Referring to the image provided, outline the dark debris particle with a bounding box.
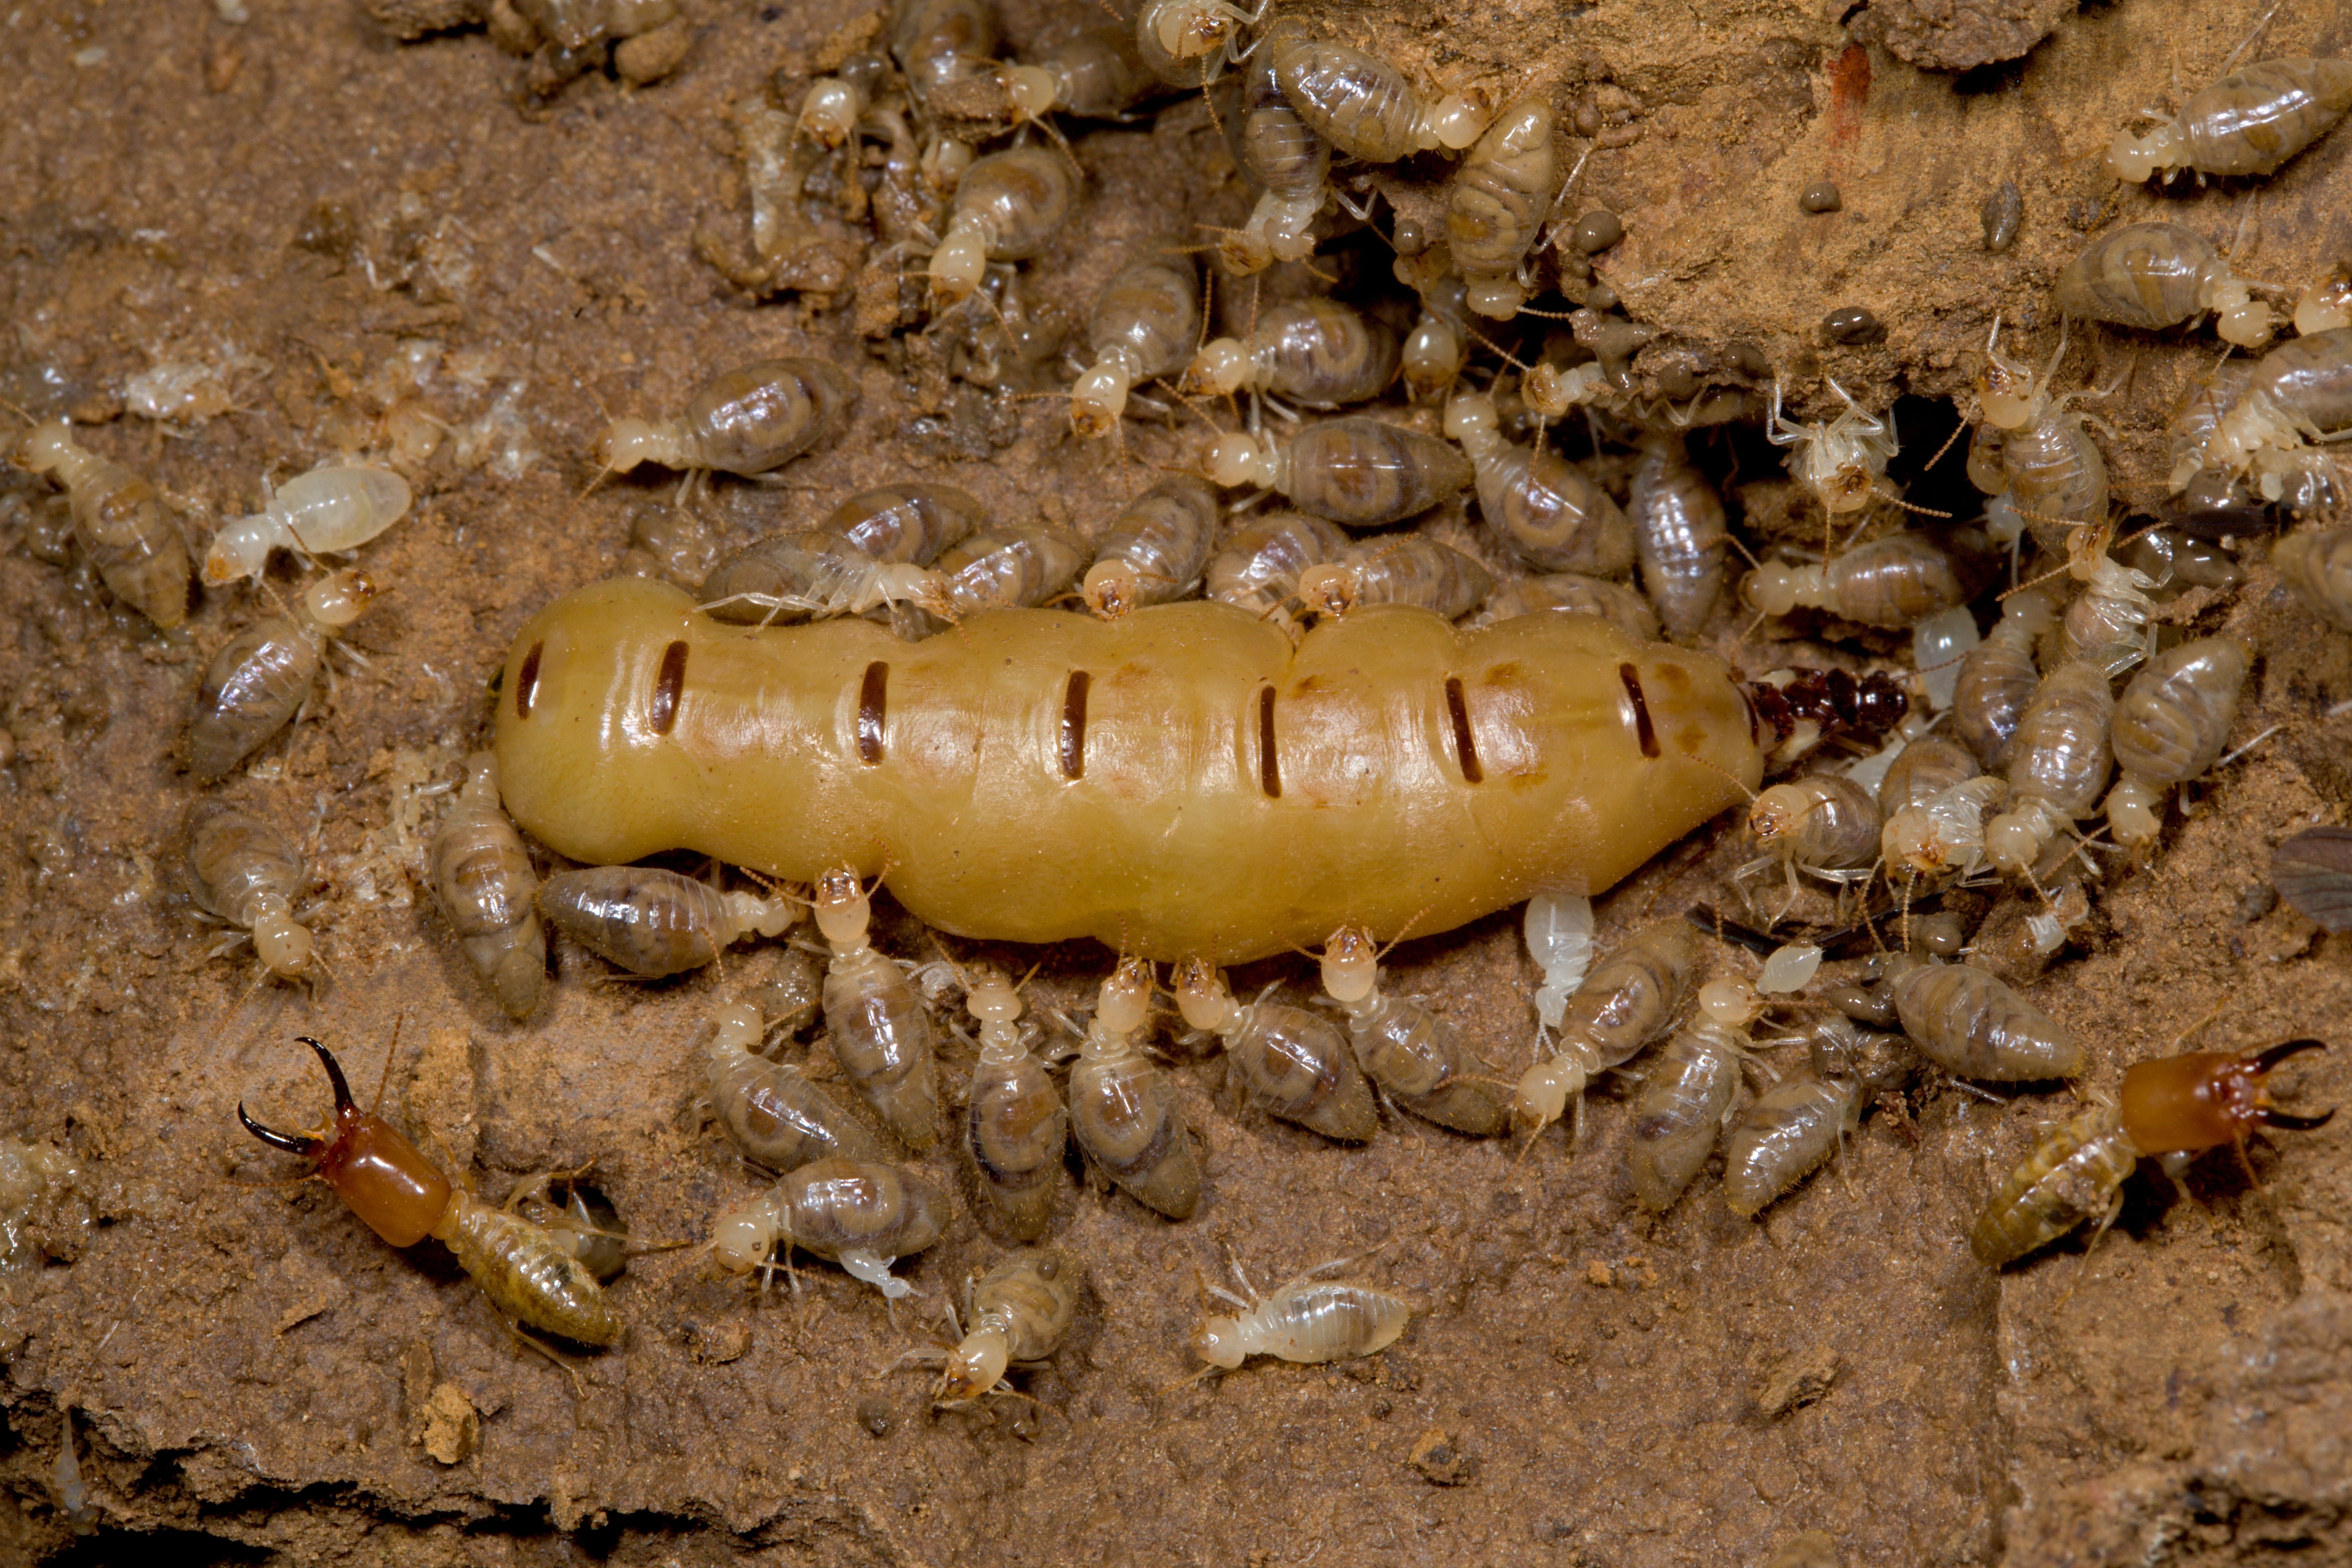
[1572,209,1623,253]
[1981,180,2022,252]
[856,1396,893,1437]
[1409,1427,1475,1485]
[1798,181,1842,213]
[1822,306,1884,345]
[1585,281,1619,312]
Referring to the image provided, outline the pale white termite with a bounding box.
[930,1248,1081,1403]
[710,1157,952,1298]
[1522,892,1596,1045]
[1469,571,1659,643]
[1188,1252,1411,1376]
[202,464,413,587]
[1767,377,1900,517]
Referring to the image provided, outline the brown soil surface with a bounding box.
[2,0,2349,1564]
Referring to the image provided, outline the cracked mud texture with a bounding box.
[1,0,2350,1563]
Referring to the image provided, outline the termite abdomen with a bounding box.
[538,866,795,978]
[428,752,548,1019]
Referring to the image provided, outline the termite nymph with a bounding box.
[1176,957,1376,1141]
[2104,637,2252,850]
[1984,655,2117,877]
[1188,1251,1411,1375]
[706,992,886,1172]
[1067,956,1202,1219]
[240,1035,621,1347]
[1743,532,1975,628]
[1628,431,1730,643]
[591,358,859,496]
[1972,1040,2334,1269]
[1513,919,1700,1145]
[2201,328,2352,500]
[2105,58,2352,183]
[1739,773,1882,918]
[1206,415,1474,528]
[1204,511,1348,619]
[1132,0,1264,88]
[537,866,800,979]
[2055,222,2273,349]
[710,1156,952,1298]
[12,419,192,629]
[428,751,548,1019]
[1216,32,1333,273]
[187,568,384,782]
[1627,976,1765,1213]
[183,801,319,986]
[1318,925,1507,1135]
[1721,1016,1913,1217]
[932,1249,1080,1403]
[1952,590,2054,769]
[202,463,413,587]
[1972,318,2110,551]
[1766,378,1900,517]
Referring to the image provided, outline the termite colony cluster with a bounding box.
[8,0,2352,1486]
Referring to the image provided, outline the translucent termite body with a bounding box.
[187,569,383,781]
[493,577,1766,961]
[1984,658,2116,875]
[812,865,942,1151]
[1470,572,1658,643]
[710,1156,952,1298]
[1513,919,1700,1142]
[998,23,1155,125]
[1973,321,2108,551]
[1182,300,1399,408]
[1176,959,1375,1141]
[202,464,414,587]
[2105,58,2352,182]
[1082,476,1220,618]
[1720,1056,1857,1218]
[1742,774,1882,905]
[2201,328,2352,499]
[927,147,1079,306]
[1317,926,1507,1135]
[2166,360,2257,491]
[1448,97,1556,319]
[183,800,318,984]
[1767,379,1898,516]
[1628,432,1729,642]
[1068,957,1201,1219]
[1070,248,1200,439]
[1401,276,1471,403]
[1972,1040,2334,1267]
[701,483,985,625]
[1445,391,1634,577]
[707,994,886,1171]
[12,420,191,628]
[1219,35,1332,273]
[1627,979,1757,1212]
[1269,34,1488,162]
[1877,735,1979,818]
[937,1249,1080,1402]
[1882,775,2009,882]
[1132,0,1261,88]
[1889,958,2081,1080]
[2296,268,2352,336]
[2055,223,2273,349]
[932,523,1089,617]
[892,0,998,102]
[1295,536,1494,621]
[1744,533,1972,627]
[957,962,1068,1240]
[1207,415,1474,528]
[537,866,798,978]
[1952,590,2055,769]
[2273,527,2352,631]
[428,751,547,1019]
[241,1037,621,1345]
[2104,637,2251,848]
[1191,1259,1411,1371]
[2055,549,2157,671]
[1522,891,1596,1043]
[1205,511,1348,619]
[593,358,859,487]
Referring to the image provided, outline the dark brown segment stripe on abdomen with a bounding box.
[1619,662,1660,758]
[650,640,689,735]
[1060,670,1090,781]
[857,661,888,765]
[1259,686,1281,799]
[1445,677,1483,784]
[515,640,544,720]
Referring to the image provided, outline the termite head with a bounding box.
[303,568,384,630]
[938,1328,1011,1402]
[1097,957,1155,1035]
[710,1191,785,1276]
[1882,804,1955,877]
[1742,560,1819,618]
[2104,117,2186,184]
[1441,390,1497,444]
[1001,63,1060,123]
[2293,269,2352,337]
[590,417,672,476]
[240,1036,451,1248]
[964,962,1024,1028]
[1746,783,1812,855]
[1068,358,1134,439]
[1081,560,1142,619]
[1150,0,1236,64]
[1204,431,1279,490]
[1191,1313,1248,1369]
[812,863,874,947]
[2120,1039,2335,1156]
[1819,462,1876,513]
[1511,1058,1584,1135]
[1173,956,1239,1033]
[797,77,867,148]
[1295,561,1359,618]
[928,225,991,308]
[1319,925,1378,1005]
[1975,317,2042,431]
[1696,976,1764,1030]
[919,135,973,197]
[12,420,76,478]
[1181,337,1249,398]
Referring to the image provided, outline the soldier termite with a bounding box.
[589,358,860,501]
[1066,956,1203,1219]
[808,864,943,1151]
[493,576,1766,960]
[1445,391,1635,578]
[1181,300,1400,410]
[536,865,800,978]
[1972,1040,2334,1270]
[1513,919,1701,1147]
[202,463,413,587]
[187,569,383,782]
[1186,1249,1411,1378]
[1132,0,1264,87]
[11,419,192,629]
[1217,32,1333,273]
[2105,57,2352,183]
[1887,956,2082,1080]
[2055,222,2274,349]
[1972,318,2111,552]
[1469,571,1659,643]
[1081,476,1219,617]
[706,987,886,1173]
[240,1035,622,1347]
[428,752,547,1020]
[710,1156,952,1299]
[1628,431,1730,643]
[927,146,1080,308]
[1765,378,1900,518]
[1983,657,2117,878]
[1316,925,1508,1135]
[1204,510,1348,619]
[184,800,321,986]
[2273,526,2352,630]
[2104,637,2252,849]
[1206,414,1475,528]
[1743,531,1977,628]
[1068,246,1200,439]
[1268,34,1489,162]
[942,956,1067,1241]
[1294,536,1494,621]
[1175,958,1376,1141]
[1952,590,2055,769]
[920,1248,1080,1403]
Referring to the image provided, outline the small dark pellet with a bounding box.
[1585,281,1619,312]
[1981,180,2022,253]
[855,1396,892,1437]
[1822,306,1884,345]
[1572,210,1623,254]
[1798,181,1841,214]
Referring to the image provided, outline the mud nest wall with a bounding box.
[2,0,2351,1564]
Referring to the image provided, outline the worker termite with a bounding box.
[201,463,413,587]
[1069,246,1200,439]
[1721,1017,1914,1218]
[1628,431,1730,642]
[1766,378,1900,517]
[1207,415,1474,529]
[793,866,944,1151]
[428,752,547,1020]
[2273,526,2352,630]
[1187,1250,1411,1377]
[1877,734,1979,819]
[2296,268,2352,336]
[1295,536,1494,621]
[945,957,1067,1240]
[1217,36,1332,273]
[701,482,985,626]
[590,358,860,498]
[1132,0,1264,87]
[892,0,998,102]
[1469,571,1658,643]
[1448,97,1557,320]
[2051,527,2160,671]
[710,1156,952,1298]
[1628,977,1767,1213]
[1445,391,1635,578]
[2105,57,2352,183]
[536,865,799,978]
[183,800,320,986]
[1269,34,1489,162]
[2201,327,2352,500]
[1738,773,1883,919]
[241,1036,621,1346]
[1881,775,2008,884]
[1081,476,1219,617]
[931,522,1090,618]
[922,1248,1080,1403]
[2054,222,2273,349]
[1400,276,1471,403]
[1204,510,1348,619]
[1972,1040,2334,1269]
[11,419,192,629]
[1176,958,1376,1141]
[1952,589,2055,769]
[927,146,1080,308]
[1513,919,1700,1145]
[2104,637,2252,849]
[1065,956,1202,1219]
[1972,319,2110,551]
[1316,925,1508,1135]
[1181,299,1400,410]
[1982,657,2116,877]
[1743,531,1976,628]
[706,992,887,1171]
[187,569,383,782]
[2166,359,2257,492]
[1522,891,1596,1045]
[1888,957,2081,1080]
[995,22,1156,126]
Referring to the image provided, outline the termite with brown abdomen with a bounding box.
[707,994,886,1171]
[537,866,799,978]
[1204,511,1348,619]
[1972,319,2110,552]
[493,576,1769,960]
[1269,34,1489,162]
[1984,656,2116,877]
[428,752,547,1020]
[931,522,1090,619]
[1513,919,1700,1145]
[1318,926,1507,1135]
[1743,533,1974,628]
[1176,958,1375,1141]
[12,420,191,629]
[1207,416,1474,528]
[2273,526,2352,631]
[184,801,320,986]
[927,147,1080,308]
[701,483,984,625]
[1889,957,2081,1080]
[591,359,859,498]
[2201,328,2352,501]
[2055,223,2273,349]
[710,1156,952,1298]
[1216,33,1332,273]
[1068,957,1202,1219]
[1766,378,1899,518]
[893,0,998,102]
[1181,300,1399,409]
[202,464,414,587]
[808,865,943,1151]
[1068,247,1199,440]
[1081,476,1219,618]
[1449,97,1556,320]
[1295,536,1493,621]
[2104,637,2251,850]
[241,1036,621,1346]
[1720,1017,1912,1217]
[1627,978,1763,1213]
[1953,590,2055,769]
[997,23,1155,126]
[951,959,1067,1240]
[1628,432,1729,643]
[1738,773,1882,918]
[187,569,383,782]
[1469,572,1658,643]
[927,1249,1080,1403]
[1401,276,1470,403]
[1972,1040,2334,1269]
[2105,58,2352,183]
[1188,1252,1410,1376]
[1446,391,1635,578]
[1876,735,1979,819]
